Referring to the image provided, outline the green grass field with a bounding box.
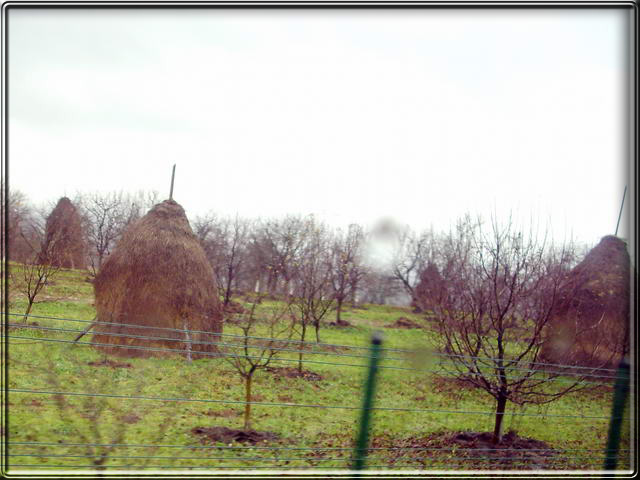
[2,263,630,472]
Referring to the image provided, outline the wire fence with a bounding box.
[2,311,633,473]
[4,312,624,382]
[6,311,622,370]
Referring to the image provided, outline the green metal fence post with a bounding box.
[603,357,630,471]
[353,331,383,471]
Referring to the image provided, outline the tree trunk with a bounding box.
[298,323,307,373]
[244,375,253,431]
[314,320,321,343]
[266,272,274,294]
[224,280,232,307]
[336,297,343,323]
[492,393,508,444]
[23,299,34,323]
[268,272,279,295]
[97,250,105,269]
[224,261,235,306]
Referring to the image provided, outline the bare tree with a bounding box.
[291,217,334,364]
[18,230,62,323]
[76,192,126,272]
[192,213,220,245]
[329,224,366,322]
[1,185,43,264]
[222,293,295,430]
[76,190,159,274]
[219,216,252,305]
[359,269,403,305]
[193,212,225,281]
[20,262,60,323]
[194,212,227,295]
[195,214,252,307]
[252,216,308,296]
[390,226,436,298]
[429,214,602,444]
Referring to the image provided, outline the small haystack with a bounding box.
[39,197,86,269]
[411,263,446,313]
[91,199,223,358]
[543,235,631,367]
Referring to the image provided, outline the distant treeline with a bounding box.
[2,187,591,311]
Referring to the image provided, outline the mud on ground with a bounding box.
[371,430,563,470]
[87,359,133,368]
[191,426,279,445]
[386,317,423,329]
[265,366,323,381]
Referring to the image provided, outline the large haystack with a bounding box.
[543,235,631,367]
[411,263,446,313]
[39,197,86,269]
[91,199,223,358]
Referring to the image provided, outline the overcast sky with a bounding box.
[7,7,632,250]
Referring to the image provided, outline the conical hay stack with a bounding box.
[39,197,87,269]
[411,263,446,313]
[91,199,223,358]
[543,235,631,367]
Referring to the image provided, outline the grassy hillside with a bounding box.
[2,262,629,472]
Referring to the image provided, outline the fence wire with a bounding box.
[11,441,629,453]
[8,388,614,420]
[4,311,620,372]
[4,312,624,383]
[5,332,621,388]
[2,310,632,473]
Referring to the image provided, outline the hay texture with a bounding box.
[39,197,87,269]
[91,199,223,358]
[543,235,631,367]
[411,263,446,313]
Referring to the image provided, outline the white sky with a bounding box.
[7,7,632,248]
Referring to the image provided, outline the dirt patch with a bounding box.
[371,431,559,470]
[192,426,279,445]
[266,366,323,381]
[329,319,352,327]
[444,430,553,450]
[203,409,238,418]
[387,317,423,329]
[120,413,141,424]
[87,359,133,368]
